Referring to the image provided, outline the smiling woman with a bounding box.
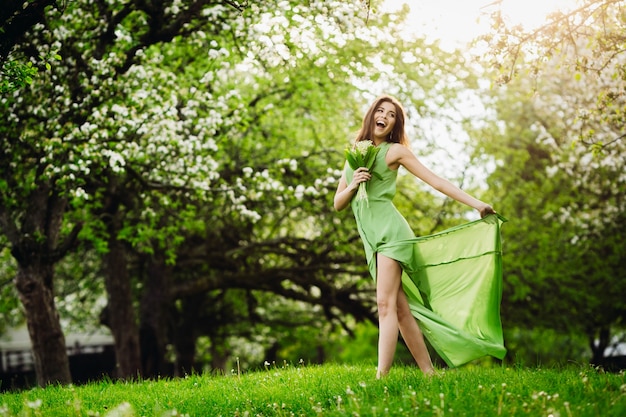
[382,0,579,50]
[334,94,502,378]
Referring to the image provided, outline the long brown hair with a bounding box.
[354,94,409,146]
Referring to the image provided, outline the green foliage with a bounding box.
[472,20,626,361]
[0,364,624,416]
[0,248,21,334]
[53,249,106,333]
[330,321,379,365]
[0,50,62,94]
[504,328,590,368]
[0,60,37,94]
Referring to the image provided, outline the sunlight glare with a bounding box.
[497,0,579,29]
[382,0,580,49]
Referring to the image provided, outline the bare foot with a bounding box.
[425,369,443,377]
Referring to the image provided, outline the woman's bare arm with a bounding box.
[387,144,495,216]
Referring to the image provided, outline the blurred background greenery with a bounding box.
[1,0,623,389]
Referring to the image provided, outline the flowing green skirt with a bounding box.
[374,214,508,367]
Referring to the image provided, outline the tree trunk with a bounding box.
[589,326,610,365]
[103,232,142,379]
[5,183,73,387]
[174,322,198,377]
[139,254,170,378]
[210,342,228,374]
[14,263,71,386]
[172,296,201,377]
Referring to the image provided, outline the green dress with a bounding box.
[345,141,507,367]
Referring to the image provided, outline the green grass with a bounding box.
[0,363,624,416]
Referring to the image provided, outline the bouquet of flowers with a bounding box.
[345,140,382,205]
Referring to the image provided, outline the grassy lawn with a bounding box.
[0,363,624,416]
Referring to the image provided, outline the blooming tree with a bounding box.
[1,0,481,383]
[478,0,625,153]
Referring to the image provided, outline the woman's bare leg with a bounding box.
[375,254,403,378]
[397,289,435,374]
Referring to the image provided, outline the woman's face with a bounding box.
[372,101,396,140]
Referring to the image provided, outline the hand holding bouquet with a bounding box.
[345,140,382,205]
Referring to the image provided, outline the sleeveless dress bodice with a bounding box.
[346,142,419,277]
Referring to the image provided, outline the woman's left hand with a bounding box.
[479,204,496,218]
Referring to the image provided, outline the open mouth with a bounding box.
[376,120,386,128]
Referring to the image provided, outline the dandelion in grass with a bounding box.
[26,399,42,410]
[344,140,382,206]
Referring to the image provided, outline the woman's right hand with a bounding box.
[334,167,371,211]
[350,167,371,191]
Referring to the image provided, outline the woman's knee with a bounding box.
[376,296,396,318]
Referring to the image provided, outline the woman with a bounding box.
[334,94,499,378]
